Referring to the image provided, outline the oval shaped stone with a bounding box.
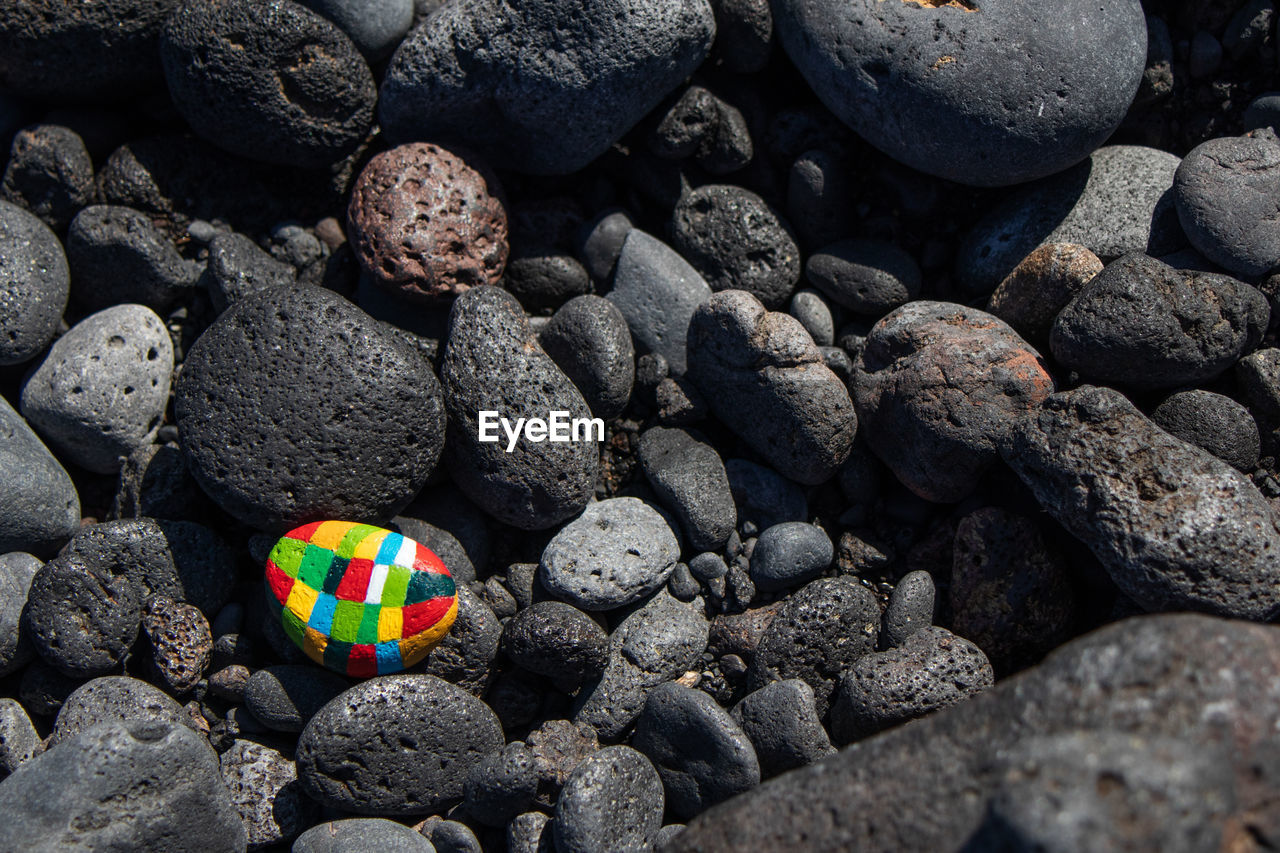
[0,199,69,366]
[265,521,457,677]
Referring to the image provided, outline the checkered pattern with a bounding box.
[264,520,458,677]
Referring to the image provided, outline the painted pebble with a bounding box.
[264,521,457,677]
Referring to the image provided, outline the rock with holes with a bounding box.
[440,286,598,530]
[1003,385,1280,620]
[347,142,508,304]
[0,398,79,557]
[855,301,1054,503]
[295,819,433,853]
[0,719,247,853]
[20,303,172,474]
[553,746,665,853]
[160,0,375,168]
[220,739,318,849]
[0,553,39,677]
[296,673,504,815]
[1049,253,1268,391]
[0,199,69,366]
[175,285,445,532]
[540,497,681,611]
[772,0,1146,187]
[50,676,194,747]
[379,0,715,174]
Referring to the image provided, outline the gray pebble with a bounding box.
[712,0,772,71]
[724,458,808,529]
[0,199,68,365]
[667,563,700,602]
[67,204,201,312]
[21,303,172,474]
[0,699,40,779]
[956,146,1185,294]
[575,591,709,740]
[297,674,504,815]
[202,231,296,314]
[422,819,482,853]
[540,498,680,611]
[220,739,317,849]
[1050,253,1268,391]
[1237,347,1280,421]
[1,124,93,231]
[539,294,636,419]
[244,665,350,733]
[671,185,800,309]
[748,522,833,593]
[985,242,1104,348]
[1003,385,1280,619]
[553,745,664,853]
[500,600,608,683]
[380,0,714,174]
[0,720,248,853]
[51,675,193,747]
[607,229,712,376]
[462,741,540,827]
[0,552,39,675]
[632,682,760,819]
[687,291,856,485]
[747,577,879,716]
[786,149,850,251]
[421,583,501,696]
[805,239,921,317]
[731,679,833,778]
[298,0,413,59]
[1175,131,1280,277]
[578,209,634,284]
[788,288,834,346]
[507,811,553,853]
[442,286,597,530]
[294,819,434,853]
[689,552,729,582]
[881,570,935,648]
[1152,389,1261,472]
[639,426,736,551]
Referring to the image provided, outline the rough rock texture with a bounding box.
[296,674,504,815]
[539,295,635,419]
[441,286,598,529]
[687,290,856,485]
[380,0,716,174]
[347,142,507,303]
[1151,389,1261,472]
[500,600,609,683]
[553,745,664,853]
[772,0,1146,186]
[50,676,193,746]
[1003,386,1280,620]
[176,285,445,532]
[0,200,68,366]
[731,680,833,778]
[1,124,93,231]
[160,0,375,167]
[668,614,1280,852]
[0,720,247,853]
[220,739,317,849]
[638,427,735,551]
[294,818,432,853]
[1050,253,1268,391]
[202,231,297,314]
[855,301,1053,503]
[244,665,350,733]
[0,396,79,556]
[985,243,1103,347]
[67,204,202,313]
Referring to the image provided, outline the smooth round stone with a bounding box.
[294,818,434,853]
[298,0,414,60]
[0,199,69,366]
[348,142,508,304]
[175,285,446,532]
[1175,131,1280,277]
[956,146,1185,294]
[553,745,665,853]
[160,0,375,168]
[20,303,172,474]
[985,243,1103,348]
[773,0,1146,186]
[631,682,761,819]
[379,0,715,175]
[805,239,921,317]
[244,664,350,732]
[50,675,192,747]
[265,521,458,677]
[881,569,936,647]
[296,673,504,815]
[0,553,39,676]
[789,289,834,346]
[731,679,834,778]
[500,600,608,683]
[540,497,681,611]
[1152,390,1261,473]
[539,295,636,420]
[748,522,834,593]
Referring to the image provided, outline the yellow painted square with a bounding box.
[398,598,458,666]
[353,530,389,561]
[303,626,329,664]
[310,520,353,551]
[377,606,403,643]
[285,583,319,621]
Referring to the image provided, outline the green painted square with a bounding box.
[330,599,365,643]
[381,565,412,607]
[298,545,334,590]
[270,537,308,578]
[336,524,379,560]
[355,604,382,645]
[281,608,306,647]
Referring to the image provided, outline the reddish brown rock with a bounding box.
[986,243,1102,347]
[142,595,212,694]
[854,301,1054,503]
[347,142,508,303]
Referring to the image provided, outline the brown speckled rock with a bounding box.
[986,243,1103,348]
[348,142,507,303]
[142,596,212,694]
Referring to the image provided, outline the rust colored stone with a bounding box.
[348,142,508,303]
[987,242,1103,346]
[142,595,212,694]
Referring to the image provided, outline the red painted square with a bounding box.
[347,644,378,678]
[265,561,294,606]
[402,597,453,636]
[335,558,375,601]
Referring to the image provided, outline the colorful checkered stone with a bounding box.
[264,521,458,677]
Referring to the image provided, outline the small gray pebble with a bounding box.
[689,552,729,581]
[667,563,700,602]
[788,288,834,346]
[1,124,93,231]
[748,522,833,593]
[539,294,636,419]
[203,231,296,314]
[0,698,40,778]
[731,679,834,778]
[67,205,201,312]
[578,209,634,283]
[1152,389,1261,472]
[500,600,608,684]
[244,665,350,733]
[507,811,553,853]
[881,570,936,647]
[806,239,920,317]
[297,0,413,60]
[639,426,736,551]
